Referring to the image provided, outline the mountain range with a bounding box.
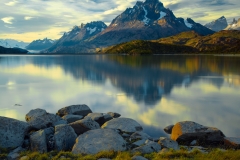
[26,38,56,51]
[0,39,29,49]
[204,16,228,32]
[225,18,240,30]
[45,0,214,53]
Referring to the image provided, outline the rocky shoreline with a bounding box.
[0,104,239,160]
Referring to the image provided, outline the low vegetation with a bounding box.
[102,30,240,54]
[14,149,240,160]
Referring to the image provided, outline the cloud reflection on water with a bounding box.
[0,55,240,137]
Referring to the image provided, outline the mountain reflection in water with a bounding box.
[0,55,240,138]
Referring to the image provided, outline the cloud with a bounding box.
[1,17,14,24]
[24,16,34,20]
[0,0,240,41]
[5,0,18,6]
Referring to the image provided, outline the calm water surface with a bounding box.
[0,55,240,138]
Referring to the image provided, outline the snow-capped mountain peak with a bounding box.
[204,16,228,31]
[0,39,29,49]
[225,18,240,30]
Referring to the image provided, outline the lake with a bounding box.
[0,54,240,138]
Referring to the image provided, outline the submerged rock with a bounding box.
[54,124,77,151]
[102,118,143,133]
[72,129,126,154]
[171,121,225,146]
[57,104,92,117]
[0,116,29,149]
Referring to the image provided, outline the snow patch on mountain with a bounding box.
[184,19,193,28]
[142,7,150,25]
[87,27,97,35]
[0,39,29,49]
[158,11,166,20]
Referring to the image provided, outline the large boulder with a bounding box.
[25,108,47,122]
[27,111,66,130]
[101,118,143,133]
[62,115,83,123]
[171,121,225,145]
[72,129,126,154]
[54,124,77,151]
[69,117,100,135]
[30,130,47,153]
[57,104,92,117]
[158,137,179,150]
[0,116,29,149]
[85,113,112,126]
[132,141,161,154]
[224,137,240,149]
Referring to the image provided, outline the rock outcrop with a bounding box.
[171,121,225,146]
[85,113,113,126]
[30,130,47,153]
[72,129,127,154]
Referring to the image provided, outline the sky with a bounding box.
[0,0,239,42]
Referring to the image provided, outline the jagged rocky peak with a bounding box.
[204,16,228,32]
[110,0,174,27]
[225,18,240,30]
[64,21,107,36]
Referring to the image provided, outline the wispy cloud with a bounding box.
[24,16,34,20]
[0,0,240,42]
[1,17,14,24]
[5,0,18,6]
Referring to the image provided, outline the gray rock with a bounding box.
[102,118,143,133]
[69,117,100,135]
[171,121,225,145]
[132,155,148,160]
[85,113,113,126]
[190,140,197,146]
[30,130,47,153]
[98,159,111,160]
[54,124,77,151]
[130,131,151,141]
[224,137,240,149]
[62,115,83,123]
[132,141,161,154]
[7,147,25,160]
[57,104,92,117]
[107,112,121,118]
[27,113,66,130]
[132,139,146,147]
[164,125,174,134]
[72,129,126,155]
[122,133,130,138]
[25,108,47,122]
[158,137,179,150]
[43,127,54,150]
[0,116,29,149]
